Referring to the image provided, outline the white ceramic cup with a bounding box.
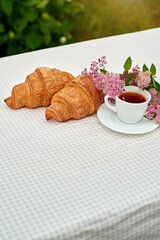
[105,86,151,124]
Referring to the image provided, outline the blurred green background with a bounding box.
[0,0,160,57]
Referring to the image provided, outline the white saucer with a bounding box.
[97,103,159,134]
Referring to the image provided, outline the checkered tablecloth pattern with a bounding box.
[0,28,160,240]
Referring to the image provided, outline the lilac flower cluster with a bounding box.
[102,73,125,98]
[81,61,99,78]
[121,67,151,89]
[146,88,160,124]
[135,71,151,89]
[132,65,140,73]
[93,72,125,98]
[82,56,125,98]
[98,56,107,68]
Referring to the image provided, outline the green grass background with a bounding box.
[74,0,160,41]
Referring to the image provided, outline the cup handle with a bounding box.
[105,95,116,112]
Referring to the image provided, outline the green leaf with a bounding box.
[19,7,38,22]
[156,89,160,96]
[0,34,7,46]
[151,76,160,90]
[29,12,38,22]
[25,32,42,50]
[36,0,49,8]
[55,0,65,6]
[7,42,18,56]
[21,0,35,7]
[155,81,160,90]
[150,74,154,85]
[150,64,156,76]
[43,34,51,45]
[61,20,73,34]
[13,18,28,32]
[100,69,107,74]
[124,57,132,71]
[1,0,13,16]
[0,23,5,33]
[124,72,135,86]
[152,76,156,87]
[72,2,85,14]
[142,64,149,72]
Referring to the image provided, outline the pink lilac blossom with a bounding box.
[89,61,99,77]
[132,65,140,73]
[81,68,89,76]
[155,112,160,124]
[149,88,160,106]
[129,78,137,86]
[135,70,151,88]
[102,72,125,98]
[93,72,125,98]
[157,105,160,111]
[120,70,138,86]
[129,65,140,85]
[146,103,160,124]
[146,105,156,119]
[92,72,106,90]
[81,61,100,78]
[155,105,160,124]
[98,56,107,68]
[108,97,115,105]
[146,112,154,119]
[120,71,130,81]
[82,57,108,78]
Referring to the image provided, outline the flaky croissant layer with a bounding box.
[45,75,104,122]
[4,67,74,109]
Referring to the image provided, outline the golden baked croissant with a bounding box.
[45,74,104,122]
[4,67,74,109]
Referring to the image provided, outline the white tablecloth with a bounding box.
[0,28,160,240]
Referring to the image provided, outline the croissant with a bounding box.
[45,74,104,122]
[4,67,74,109]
